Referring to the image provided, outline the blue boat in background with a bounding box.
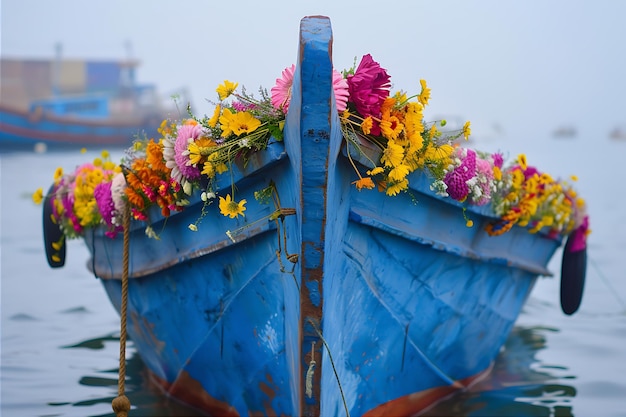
[40,16,588,417]
[0,51,180,150]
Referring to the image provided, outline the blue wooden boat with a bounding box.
[39,16,588,416]
[0,55,175,149]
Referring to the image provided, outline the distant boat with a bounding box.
[552,126,577,138]
[609,126,626,141]
[0,51,181,149]
[38,16,589,416]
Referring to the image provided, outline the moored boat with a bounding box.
[36,16,589,416]
[0,51,180,150]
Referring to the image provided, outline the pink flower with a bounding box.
[333,70,349,112]
[346,54,391,135]
[110,172,127,216]
[271,64,295,112]
[444,149,477,201]
[472,157,494,206]
[174,123,203,180]
[271,64,349,113]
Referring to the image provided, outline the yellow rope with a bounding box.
[112,204,131,416]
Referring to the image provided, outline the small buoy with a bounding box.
[34,142,48,153]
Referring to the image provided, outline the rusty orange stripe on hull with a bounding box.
[363,364,493,417]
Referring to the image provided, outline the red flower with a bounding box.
[347,54,391,135]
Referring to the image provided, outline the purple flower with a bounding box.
[347,54,391,135]
[492,152,503,168]
[232,101,257,112]
[94,181,115,226]
[444,149,477,201]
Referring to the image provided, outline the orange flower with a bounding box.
[352,177,375,190]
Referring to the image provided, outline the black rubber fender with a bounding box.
[560,235,587,315]
[42,184,66,268]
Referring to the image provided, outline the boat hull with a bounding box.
[80,16,562,417]
[0,104,161,148]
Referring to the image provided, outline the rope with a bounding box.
[112,204,132,416]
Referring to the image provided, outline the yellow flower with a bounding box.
[208,104,221,128]
[404,102,424,140]
[385,179,409,196]
[219,194,247,218]
[367,167,384,176]
[188,137,216,166]
[208,152,229,174]
[230,111,262,136]
[101,150,110,159]
[380,97,396,118]
[388,164,410,182]
[361,116,373,135]
[202,161,215,177]
[352,177,375,190]
[380,139,404,168]
[32,187,44,205]
[462,121,471,140]
[511,169,525,189]
[380,116,404,141]
[53,167,64,183]
[216,80,238,100]
[219,108,235,137]
[493,166,502,181]
[418,79,431,106]
[425,143,454,163]
[517,154,527,171]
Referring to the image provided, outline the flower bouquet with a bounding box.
[33,54,589,252]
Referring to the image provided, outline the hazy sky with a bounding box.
[2,0,625,144]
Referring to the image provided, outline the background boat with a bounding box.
[0,47,184,150]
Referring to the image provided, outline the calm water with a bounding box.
[1,134,625,417]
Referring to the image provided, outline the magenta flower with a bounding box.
[444,149,477,201]
[94,181,115,226]
[569,215,589,252]
[347,54,391,134]
[492,152,504,168]
[523,165,539,179]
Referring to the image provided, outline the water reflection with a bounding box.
[53,326,576,417]
[51,333,205,417]
[424,326,576,417]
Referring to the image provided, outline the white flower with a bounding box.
[183,181,193,195]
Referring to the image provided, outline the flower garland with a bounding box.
[33,54,590,248]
